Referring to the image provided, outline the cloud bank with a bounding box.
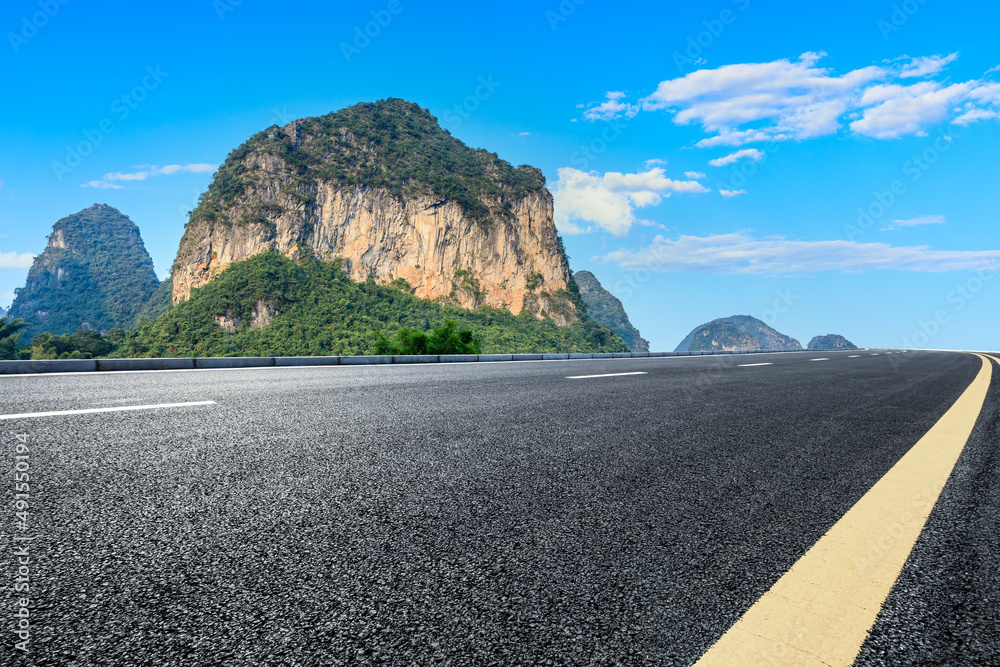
[582,52,998,146]
[600,232,1000,275]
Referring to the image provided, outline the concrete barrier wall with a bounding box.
[195,357,276,369]
[275,356,340,367]
[392,355,439,364]
[341,356,393,365]
[97,358,195,372]
[478,354,513,362]
[0,348,806,375]
[1,359,98,374]
[439,355,479,363]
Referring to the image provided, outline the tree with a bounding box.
[375,320,482,355]
[0,317,32,360]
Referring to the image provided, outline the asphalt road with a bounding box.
[1,350,997,666]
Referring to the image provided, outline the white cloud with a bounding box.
[897,53,959,78]
[684,171,706,179]
[988,65,1000,75]
[552,167,709,236]
[967,81,1000,107]
[586,52,1000,145]
[695,128,791,148]
[599,232,1000,275]
[644,158,668,168]
[954,108,1000,125]
[1,290,15,306]
[82,180,124,189]
[583,92,639,122]
[0,251,35,270]
[638,52,883,139]
[850,81,971,138]
[519,132,530,136]
[709,148,764,167]
[82,163,217,189]
[719,189,746,198]
[882,215,945,230]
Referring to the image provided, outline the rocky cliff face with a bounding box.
[9,204,161,337]
[172,99,579,324]
[687,321,760,352]
[808,334,857,350]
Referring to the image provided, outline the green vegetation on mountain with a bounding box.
[808,334,857,350]
[135,278,174,323]
[114,252,627,358]
[188,98,545,233]
[573,270,649,352]
[8,204,161,338]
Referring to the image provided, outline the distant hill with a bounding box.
[808,334,857,350]
[8,204,162,337]
[573,271,649,352]
[676,315,803,352]
[0,305,6,319]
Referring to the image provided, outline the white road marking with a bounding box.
[810,358,830,362]
[566,372,648,380]
[870,353,880,356]
[0,401,217,421]
[848,355,861,358]
[738,363,773,367]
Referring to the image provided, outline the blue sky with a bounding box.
[1,0,998,351]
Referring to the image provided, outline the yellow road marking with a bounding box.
[695,353,992,667]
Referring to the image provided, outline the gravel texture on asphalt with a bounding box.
[856,354,1000,666]
[0,350,993,665]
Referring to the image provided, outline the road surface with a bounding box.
[2,350,997,665]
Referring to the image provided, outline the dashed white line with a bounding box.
[566,372,648,380]
[870,353,880,356]
[0,401,217,421]
[848,355,861,358]
[738,363,773,367]
[810,358,830,362]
